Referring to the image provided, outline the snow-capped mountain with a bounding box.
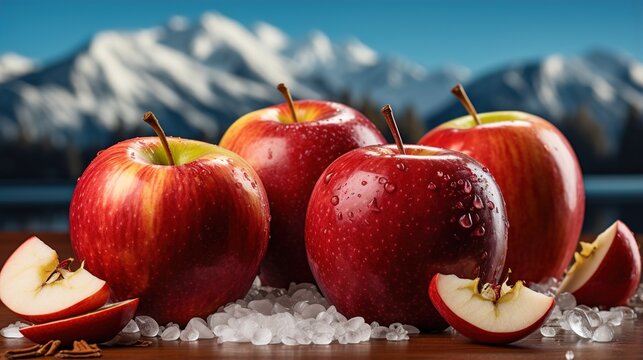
[0,53,36,83]
[426,50,643,156]
[0,12,467,152]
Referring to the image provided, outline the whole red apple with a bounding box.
[419,85,584,283]
[220,84,385,288]
[70,113,270,325]
[305,105,507,329]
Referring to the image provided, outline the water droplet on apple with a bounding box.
[348,211,354,219]
[369,198,381,212]
[487,201,495,210]
[361,180,368,186]
[463,180,472,194]
[481,251,488,260]
[473,195,484,209]
[378,177,388,184]
[437,171,443,177]
[97,150,104,156]
[395,162,407,172]
[337,212,343,220]
[482,167,489,173]
[459,213,473,228]
[267,149,273,160]
[450,181,456,188]
[455,201,464,209]
[384,183,396,193]
[443,174,450,181]
[471,225,486,237]
[457,179,464,186]
[331,196,339,206]
[324,173,335,184]
[428,182,437,191]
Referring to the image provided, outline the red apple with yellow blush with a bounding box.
[70,112,270,325]
[419,84,584,283]
[220,84,385,288]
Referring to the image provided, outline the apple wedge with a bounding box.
[557,220,641,307]
[0,236,110,324]
[20,299,138,346]
[429,273,554,344]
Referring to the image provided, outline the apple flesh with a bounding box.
[20,299,139,346]
[557,220,641,307]
[420,111,584,283]
[220,100,385,287]
[305,144,507,329]
[429,273,554,344]
[70,137,270,325]
[0,236,109,324]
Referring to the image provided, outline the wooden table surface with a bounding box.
[0,232,641,359]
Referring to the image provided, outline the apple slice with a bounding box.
[0,236,110,324]
[20,299,139,346]
[557,220,641,307]
[429,273,554,344]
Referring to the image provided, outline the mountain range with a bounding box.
[0,12,642,180]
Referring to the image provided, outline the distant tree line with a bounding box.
[0,93,642,181]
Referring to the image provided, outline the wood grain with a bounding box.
[0,232,641,359]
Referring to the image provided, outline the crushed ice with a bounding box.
[0,321,29,338]
[531,278,643,344]
[100,279,416,345]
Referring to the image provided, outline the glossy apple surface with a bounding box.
[20,299,139,346]
[420,111,584,282]
[558,220,641,307]
[0,236,109,324]
[220,100,385,287]
[70,137,270,325]
[429,273,554,344]
[305,144,507,329]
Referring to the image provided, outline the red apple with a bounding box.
[69,112,270,325]
[557,220,641,307]
[0,236,109,324]
[429,273,554,344]
[305,105,507,329]
[20,299,139,346]
[419,84,584,283]
[220,84,385,287]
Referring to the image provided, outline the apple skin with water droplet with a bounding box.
[420,111,585,283]
[220,100,385,288]
[305,144,508,329]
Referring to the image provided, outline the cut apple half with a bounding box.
[0,236,110,324]
[558,220,641,307]
[429,273,554,344]
[20,298,139,346]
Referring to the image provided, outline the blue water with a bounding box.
[1,175,642,232]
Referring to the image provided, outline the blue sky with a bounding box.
[0,0,641,73]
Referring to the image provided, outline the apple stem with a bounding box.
[380,104,406,155]
[277,83,299,123]
[451,84,481,126]
[143,112,176,166]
